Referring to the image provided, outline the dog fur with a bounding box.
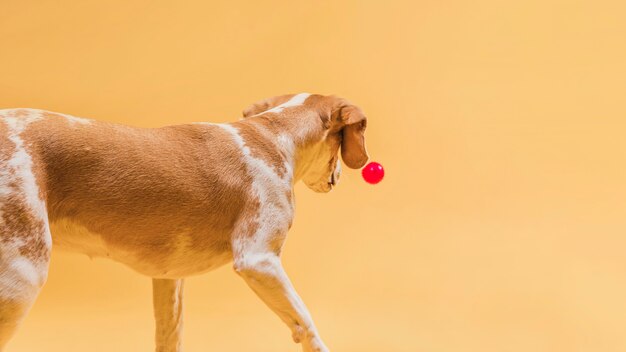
[0,93,368,351]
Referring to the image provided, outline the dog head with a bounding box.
[242,93,369,193]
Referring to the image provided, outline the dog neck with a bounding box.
[234,109,327,185]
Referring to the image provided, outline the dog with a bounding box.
[0,93,369,352]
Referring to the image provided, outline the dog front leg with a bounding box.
[233,252,329,352]
[152,278,184,352]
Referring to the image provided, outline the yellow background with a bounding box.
[2,1,626,351]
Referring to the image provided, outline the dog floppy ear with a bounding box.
[242,94,295,117]
[337,105,369,169]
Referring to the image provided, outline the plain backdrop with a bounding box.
[2,1,626,351]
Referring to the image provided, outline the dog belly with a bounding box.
[50,218,233,278]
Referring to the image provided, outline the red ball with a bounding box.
[362,161,385,184]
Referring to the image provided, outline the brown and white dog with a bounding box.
[0,93,368,352]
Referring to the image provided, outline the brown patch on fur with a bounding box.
[2,198,49,262]
[22,119,255,274]
[0,118,16,244]
[0,295,35,347]
[8,109,32,118]
[0,117,15,169]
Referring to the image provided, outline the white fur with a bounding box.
[218,124,293,256]
[277,133,296,159]
[0,255,43,300]
[265,93,311,114]
[9,258,41,287]
[60,113,91,125]
[0,110,50,300]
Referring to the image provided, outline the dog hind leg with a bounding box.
[0,109,52,350]
[0,226,51,350]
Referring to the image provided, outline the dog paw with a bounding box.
[292,325,306,343]
[302,336,329,352]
